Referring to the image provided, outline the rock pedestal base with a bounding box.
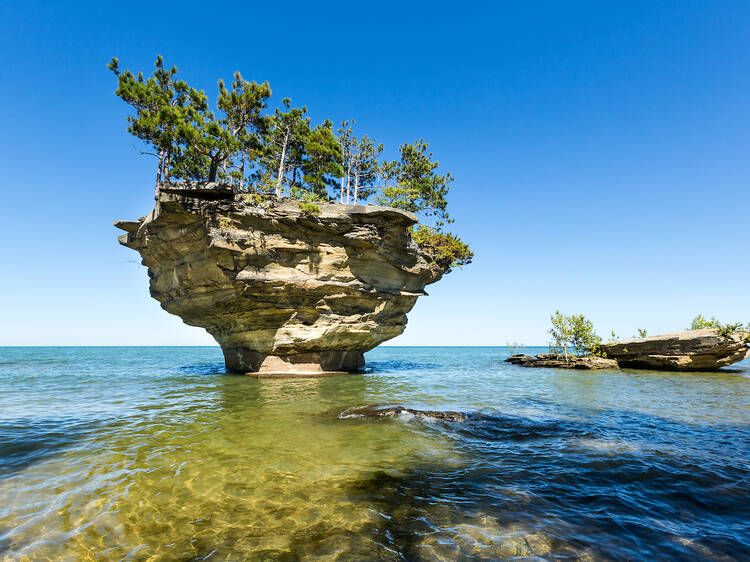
[222,348,365,377]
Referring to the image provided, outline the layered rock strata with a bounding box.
[598,329,750,371]
[506,330,749,372]
[506,354,618,370]
[115,182,444,375]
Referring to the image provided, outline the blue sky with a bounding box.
[1,1,748,346]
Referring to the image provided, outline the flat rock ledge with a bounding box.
[599,329,750,371]
[116,182,445,376]
[506,354,618,370]
[507,329,750,372]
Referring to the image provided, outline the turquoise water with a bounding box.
[1,346,749,560]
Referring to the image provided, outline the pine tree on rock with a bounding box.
[109,55,473,272]
[350,135,383,204]
[172,88,237,183]
[261,98,310,197]
[217,72,271,190]
[107,56,189,191]
[302,120,343,200]
[336,120,356,203]
[376,139,453,228]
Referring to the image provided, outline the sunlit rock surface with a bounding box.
[116,182,444,374]
[598,329,750,371]
[506,331,749,372]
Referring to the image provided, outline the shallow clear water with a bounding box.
[0,346,748,560]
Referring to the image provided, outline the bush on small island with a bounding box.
[688,314,722,331]
[688,314,748,338]
[548,311,602,361]
[108,55,472,273]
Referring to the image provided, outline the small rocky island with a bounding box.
[116,183,448,375]
[507,329,750,371]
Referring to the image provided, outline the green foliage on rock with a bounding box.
[717,322,746,337]
[689,314,722,330]
[302,120,343,199]
[411,225,473,273]
[548,311,602,360]
[335,120,383,205]
[217,72,271,190]
[297,202,321,215]
[242,193,273,207]
[109,55,473,273]
[689,315,747,338]
[107,56,192,188]
[375,139,453,228]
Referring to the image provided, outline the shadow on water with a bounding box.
[177,362,227,376]
[0,417,96,479]
[366,360,441,372]
[330,407,750,560]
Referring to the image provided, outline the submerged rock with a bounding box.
[340,405,469,421]
[505,354,618,370]
[598,329,750,371]
[116,182,445,375]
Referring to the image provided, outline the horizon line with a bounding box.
[0,344,547,348]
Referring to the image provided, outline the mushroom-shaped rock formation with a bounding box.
[115,182,445,375]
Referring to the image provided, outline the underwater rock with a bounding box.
[340,405,469,422]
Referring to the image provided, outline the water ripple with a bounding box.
[0,346,748,559]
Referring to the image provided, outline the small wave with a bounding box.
[0,417,99,478]
[364,360,441,372]
[177,363,227,376]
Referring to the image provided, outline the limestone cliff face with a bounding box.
[115,182,444,374]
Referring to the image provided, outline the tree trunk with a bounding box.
[209,158,218,182]
[276,132,289,198]
[162,149,171,182]
[345,163,351,204]
[239,150,246,190]
[340,176,345,203]
[156,150,164,185]
[353,171,360,204]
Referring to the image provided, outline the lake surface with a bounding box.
[0,346,749,560]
